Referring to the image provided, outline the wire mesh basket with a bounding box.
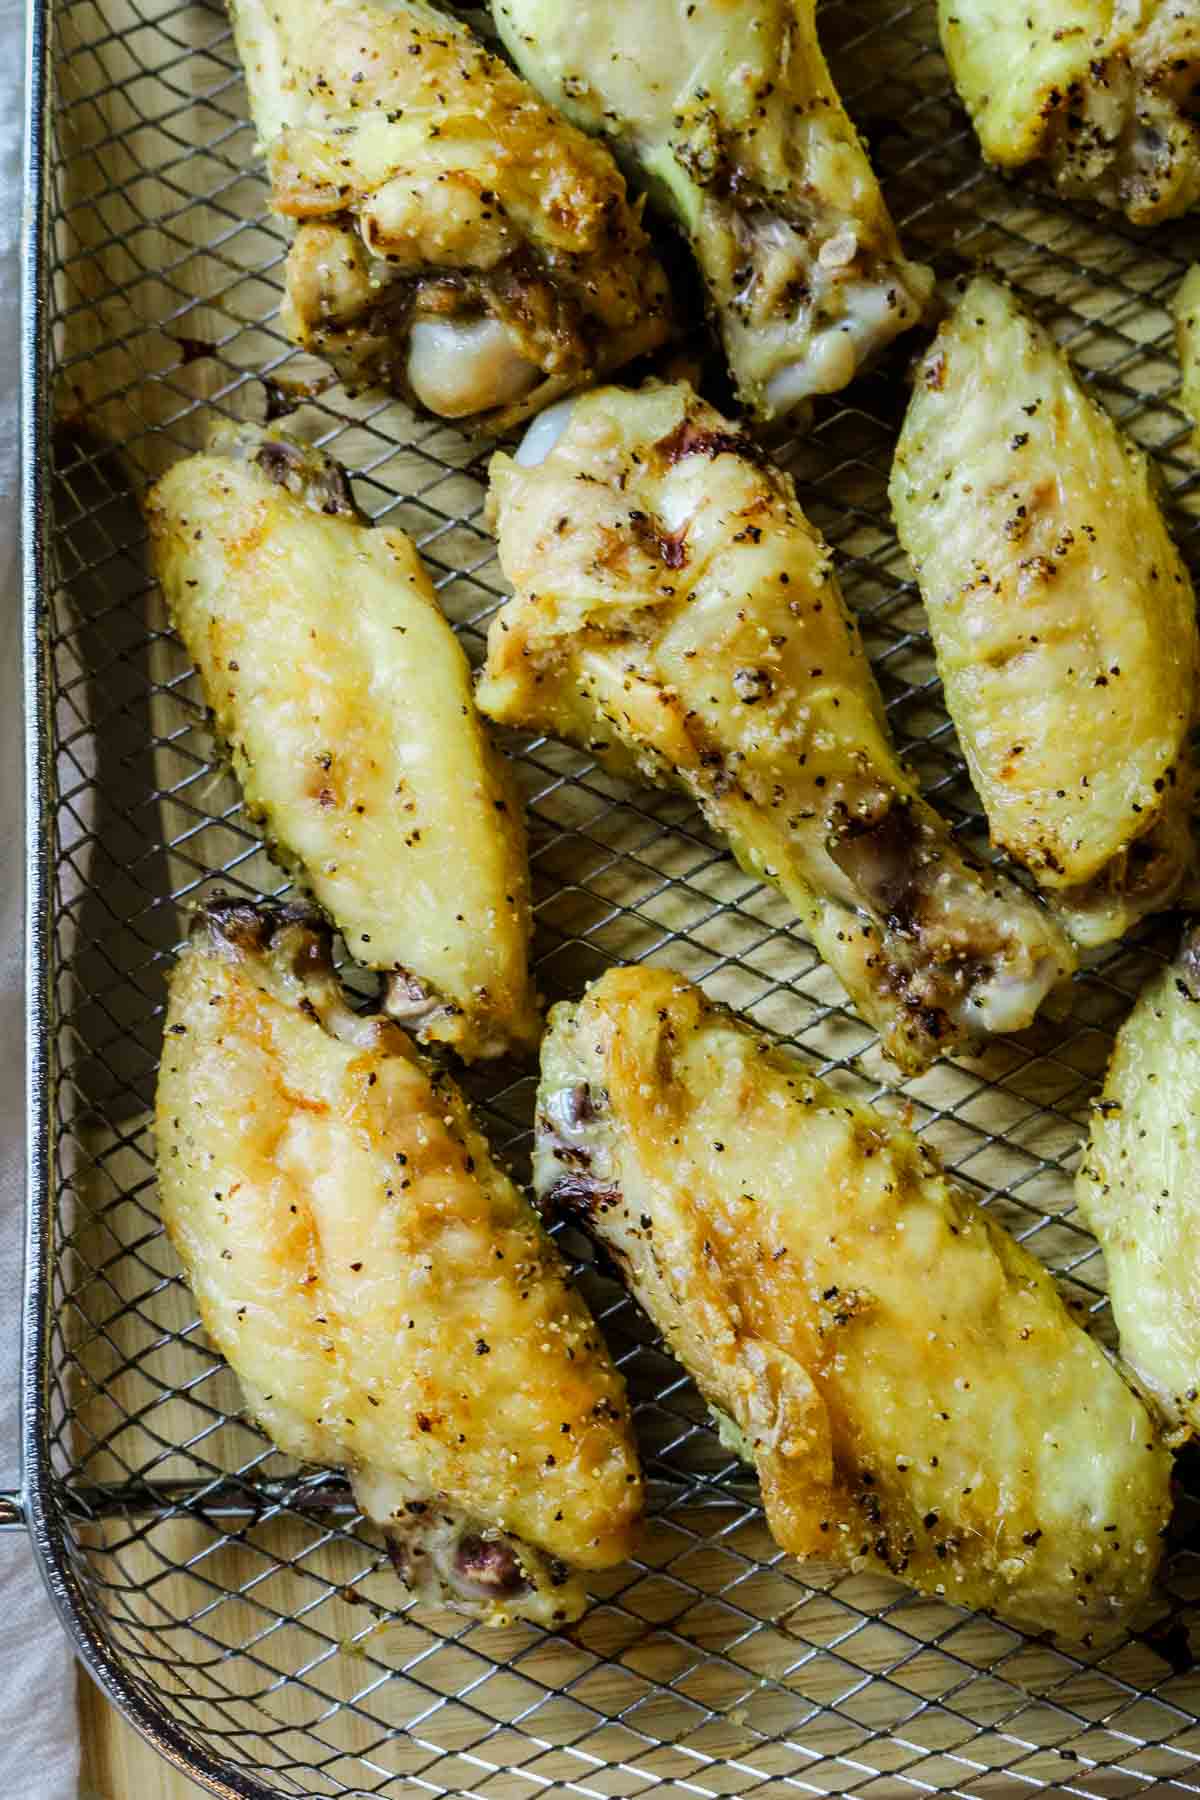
[16,0,1200,1793]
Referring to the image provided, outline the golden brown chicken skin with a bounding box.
[155,899,643,1627]
[535,965,1171,1643]
[490,0,932,418]
[477,381,1074,1076]
[230,0,670,428]
[891,277,1199,949]
[940,0,1200,225]
[147,421,539,1062]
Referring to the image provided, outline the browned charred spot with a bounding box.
[193,895,332,965]
[252,436,359,517]
[545,1173,623,1216]
[828,803,923,935]
[628,508,689,570]
[655,415,760,469]
[384,969,448,1030]
[454,1535,530,1599]
[171,335,213,366]
[924,351,946,390]
[1177,923,1200,1001]
[562,1082,602,1127]
[261,371,336,421]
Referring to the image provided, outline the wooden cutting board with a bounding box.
[79,1671,199,1799]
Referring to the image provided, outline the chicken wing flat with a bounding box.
[891,278,1199,949]
[1077,924,1200,1444]
[229,0,670,429]
[477,381,1074,1076]
[147,421,539,1061]
[490,0,932,419]
[535,965,1170,1641]
[155,899,642,1627]
[940,0,1200,225]
[1174,265,1200,446]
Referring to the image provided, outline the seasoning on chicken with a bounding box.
[1077,923,1200,1445]
[939,0,1200,225]
[891,277,1199,949]
[491,0,932,418]
[229,0,671,429]
[155,899,643,1627]
[147,421,540,1060]
[477,380,1074,1076]
[536,964,1171,1642]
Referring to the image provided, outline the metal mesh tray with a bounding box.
[17,0,1200,1793]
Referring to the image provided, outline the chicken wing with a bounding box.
[535,965,1170,1641]
[490,0,932,419]
[476,381,1074,1076]
[155,899,642,1627]
[1077,924,1200,1444]
[146,421,539,1061]
[890,277,1199,949]
[1174,265,1200,446]
[229,0,671,429]
[939,0,1200,225]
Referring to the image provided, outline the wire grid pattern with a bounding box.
[29,0,1200,1792]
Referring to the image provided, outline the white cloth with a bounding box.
[0,0,83,1790]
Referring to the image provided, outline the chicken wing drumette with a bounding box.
[891,277,1199,949]
[147,421,540,1060]
[229,0,671,428]
[535,965,1170,1642]
[939,0,1200,225]
[155,900,643,1627]
[477,381,1074,1076]
[490,0,933,419]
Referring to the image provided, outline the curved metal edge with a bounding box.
[16,8,287,1797]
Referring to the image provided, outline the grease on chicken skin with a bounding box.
[1077,923,1200,1444]
[535,965,1170,1642]
[891,278,1199,950]
[492,0,932,418]
[146,422,539,1061]
[940,0,1200,225]
[229,0,670,428]
[477,381,1074,1076]
[155,900,642,1627]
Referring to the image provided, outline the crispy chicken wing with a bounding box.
[490,0,932,418]
[1174,265,1200,445]
[155,899,642,1626]
[229,0,670,428]
[477,381,1074,1075]
[891,277,1199,949]
[1077,924,1200,1444]
[147,421,539,1061]
[535,965,1170,1641]
[940,0,1200,225]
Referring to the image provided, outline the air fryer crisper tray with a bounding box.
[17,0,1200,1793]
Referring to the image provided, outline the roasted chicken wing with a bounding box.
[535,965,1170,1641]
[477,381,1074,1076]
[229,0,671,428]
[1077,924,1200,1444]
[491,0,932,418]
[147,421,539,1061]
[1174,265,1200,445]
[939,0,1200,225]
[891,277,1199,949]
[155,899,642,1626]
